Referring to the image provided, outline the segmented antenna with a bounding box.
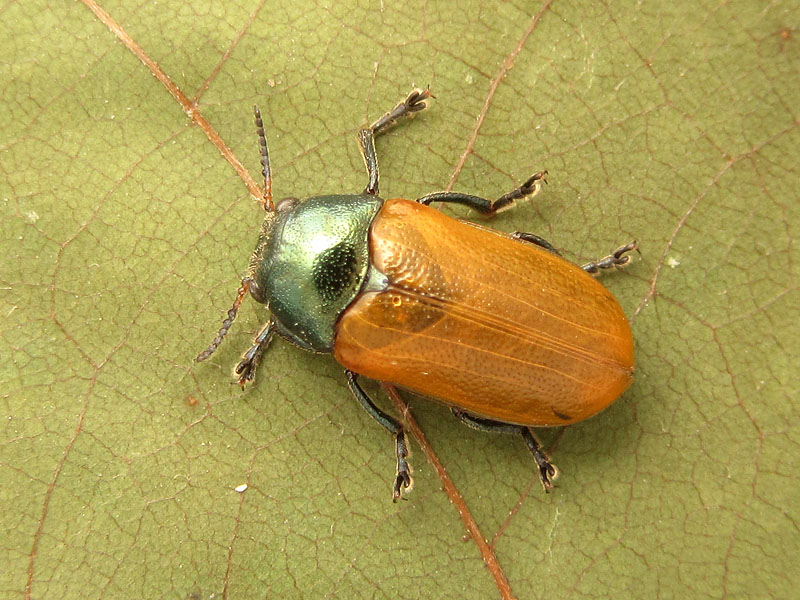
[195,278,253,362]
[253,105,273,211]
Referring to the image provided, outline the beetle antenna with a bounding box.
[196,278,253,362]
[253,105,274,212]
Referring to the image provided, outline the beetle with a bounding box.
[197,88,636,501]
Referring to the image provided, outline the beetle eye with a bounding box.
[276,197,299,212]
[248,279,266,304]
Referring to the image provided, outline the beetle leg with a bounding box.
[358,87,432,196]
[581,241,638,274]
[510,231,561,256]
[345,370,413,501]
[233,319,276,387]
[493,170,548,213]
[416,191,494,213]
[417,170,547,216]
[451,408,558,492]
[520,428,559,493]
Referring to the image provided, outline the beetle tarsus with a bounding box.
[234,350,260,387]
[582,241,638,274]
[233,320,275,387]
[538,462,558,493]
[358,87,433,196]
[393,430,413,502]
[493,170,548,213]
[521,427,558,493]
[370,87,432,135]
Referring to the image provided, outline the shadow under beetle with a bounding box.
[197,88,636,501]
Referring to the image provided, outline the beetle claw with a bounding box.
[405,87,432,112]
[392,469,413,502]
[393,446,413,502]
[234,357,257,388]
[538,462,559,493]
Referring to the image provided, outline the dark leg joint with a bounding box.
[582,241,638,274]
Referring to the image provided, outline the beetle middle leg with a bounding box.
[358,87,432,196]
[416,170,548,216]
[582,241,638,274]
[510,231,561,256]
[451,408,558,492]
[345,370,412,501]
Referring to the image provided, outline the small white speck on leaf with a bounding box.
[234,483,248,493]
[24,210,39,223]
[464,73,474,84]
[667,256,680,268]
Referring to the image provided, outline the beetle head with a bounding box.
[195,105,283,363]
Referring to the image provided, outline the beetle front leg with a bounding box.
[358,88,432,196]
[451,408,558,492]
[345,370,412,501]
[582,241,638,274]
[417,170,547,216]
[233,319,276,387]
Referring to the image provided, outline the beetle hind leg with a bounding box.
[451,408,558,492]
[345,370,413,501]
[520,428,559,492]
[358,87,432,196]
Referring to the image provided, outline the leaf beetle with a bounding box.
[197,88,636,501]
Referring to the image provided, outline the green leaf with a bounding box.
[2,1,798,598]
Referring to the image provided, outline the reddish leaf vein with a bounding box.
[79,0,263,202]
[447,0,555,191]
[383,384,517,600]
